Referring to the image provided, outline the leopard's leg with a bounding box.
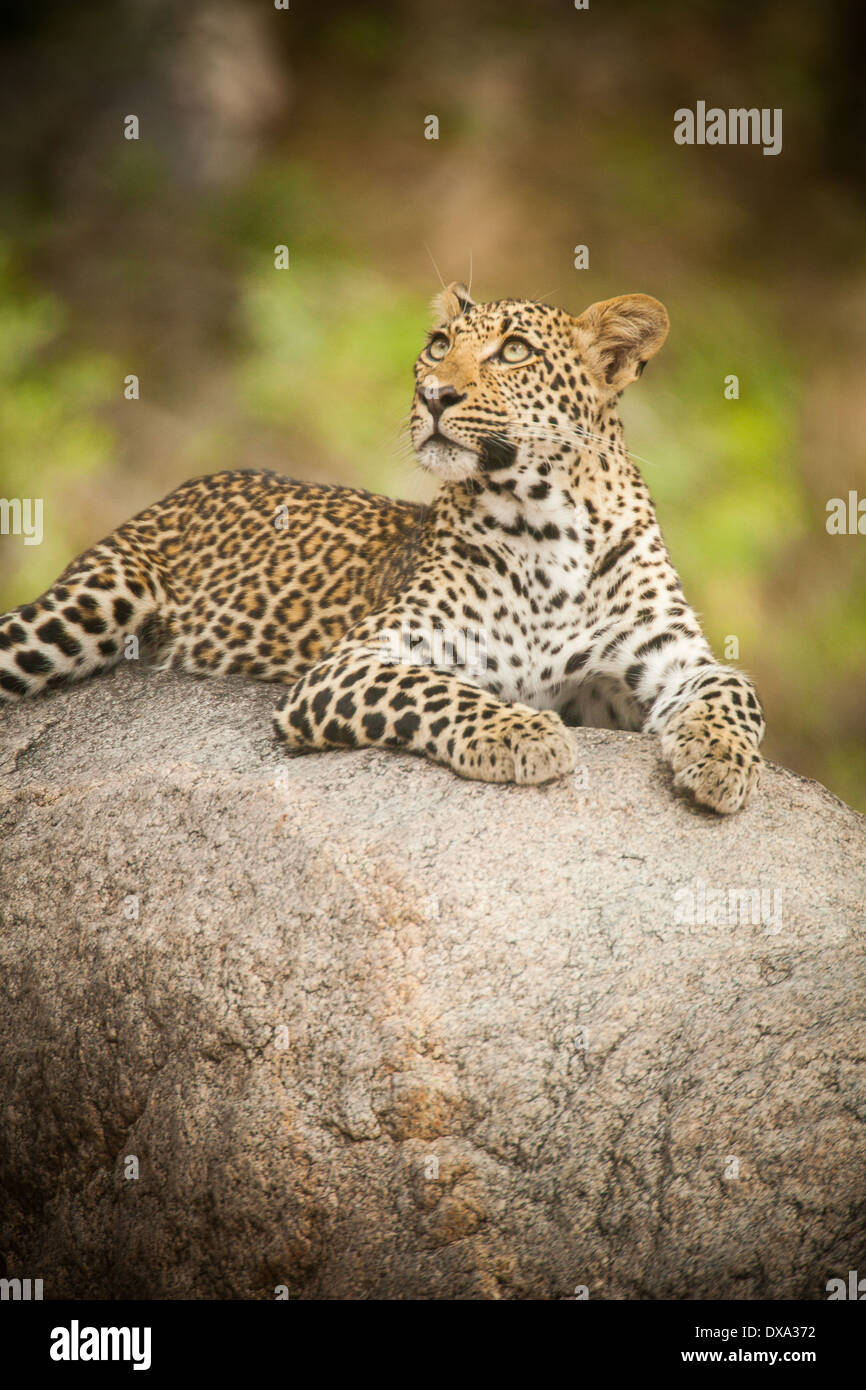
[0,537,170,702]
[273,647,577,785]
[563,571,765,813]
[645,663,765,815]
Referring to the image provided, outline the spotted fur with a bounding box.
[0,285,764,813]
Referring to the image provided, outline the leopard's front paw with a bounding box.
[461,708,577,785]
[509,708,578,785]
[661,699,761,815]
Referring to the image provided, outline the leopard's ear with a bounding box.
[573,294,669,391]
[431,281,475,323]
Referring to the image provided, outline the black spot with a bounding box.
[393,711,421,741]
[478,437,518,472]
[362,711,386,740]
[335,693,356,720]
[113,597,134,626]
[564,650,590,675]
[323,719,356,747]
[1,671,29,695]
[16,649,54,675]
[528,481,550,500]
[389,690,415,712]
[594,540,635,579]
[633,631,678,659]
[340,666,367,688]
[35,618,81,657]
[624,662,645,690]
[312,689,331,722]
[288,708,314,741]
[423,697,451,713]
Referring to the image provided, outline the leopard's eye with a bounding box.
[498,336,533,364]
[427,334,449,361]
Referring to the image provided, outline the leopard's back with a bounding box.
[0,469,426,696]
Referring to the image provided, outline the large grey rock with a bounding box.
[0,666,864,1300]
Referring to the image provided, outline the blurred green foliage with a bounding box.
[239,255,422,492]
[0,247,116,603]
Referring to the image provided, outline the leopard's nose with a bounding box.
[420,383,465,421]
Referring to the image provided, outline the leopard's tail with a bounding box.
[0,538,170,702]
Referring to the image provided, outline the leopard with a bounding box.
[0,283,764,813]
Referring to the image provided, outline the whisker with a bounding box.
[506,423,660,472]
[423,242,447,292]
[390,417,660,480]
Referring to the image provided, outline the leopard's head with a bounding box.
[410,284,669,483]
